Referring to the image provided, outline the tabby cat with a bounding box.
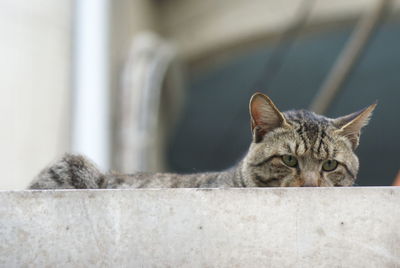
[29,93,376,189]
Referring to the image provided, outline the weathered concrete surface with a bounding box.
[0,187,399,267]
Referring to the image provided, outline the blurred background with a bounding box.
[0,0,399,190]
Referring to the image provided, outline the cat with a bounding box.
[28,93,376,189]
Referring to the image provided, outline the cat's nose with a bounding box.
[300,172,320,187]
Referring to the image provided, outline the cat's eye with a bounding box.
[322,160,338,171]
[281,155,298,167]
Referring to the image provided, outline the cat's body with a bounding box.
[29,93,376,189]
[29,154,244,189]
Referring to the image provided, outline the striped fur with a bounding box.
[29,93,376,189]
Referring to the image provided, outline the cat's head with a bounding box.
[242,93,376,187]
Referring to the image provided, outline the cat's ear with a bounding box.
[249,93,289,143]
[333,102,377,149]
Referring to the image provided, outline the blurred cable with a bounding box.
[252,0,316,91]
[310,0,391,114]
[214,0,316,155]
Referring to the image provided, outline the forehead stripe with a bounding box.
[317,129,326,155]
[296,123,309,152]
[295,143,300,155]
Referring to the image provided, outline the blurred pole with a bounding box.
[116,33,183,173]
[72,0,110,170]
[310,0,390,115]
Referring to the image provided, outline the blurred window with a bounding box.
[167,20,400,186]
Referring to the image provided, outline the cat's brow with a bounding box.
[285,144,293,154]
[332,148,338,158]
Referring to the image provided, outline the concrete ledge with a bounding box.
[0,187,399,267]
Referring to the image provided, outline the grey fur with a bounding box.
[28,93,376,189]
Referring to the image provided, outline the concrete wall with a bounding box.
[0,1,72,190]
[0,187,399,267]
